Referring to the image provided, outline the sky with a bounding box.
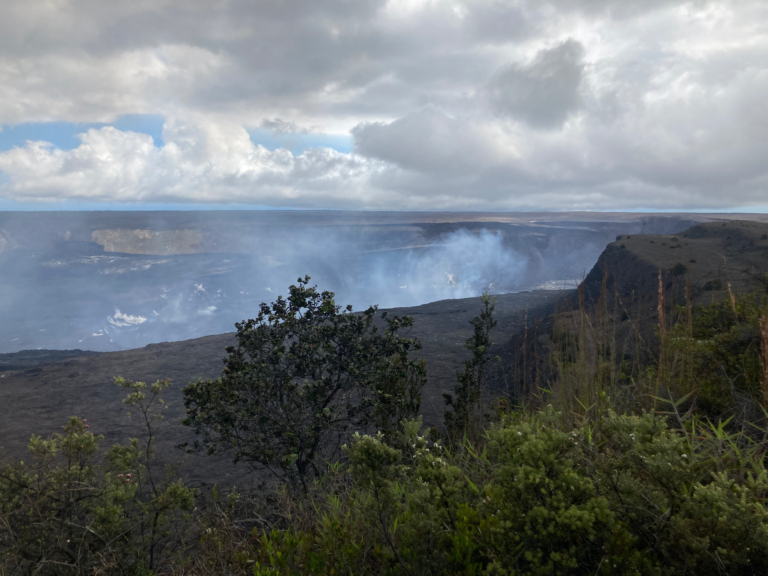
[0,0,766,212]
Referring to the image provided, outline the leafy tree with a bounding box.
[182,276,425,491]
[443,293,498,443]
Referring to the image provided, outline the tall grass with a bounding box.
[515,260,768,436]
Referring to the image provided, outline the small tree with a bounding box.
[443,293,497,444]
[182,276,425,491]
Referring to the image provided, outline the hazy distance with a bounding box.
[0,210,736,353]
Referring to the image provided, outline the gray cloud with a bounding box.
[0,0,766,211]
[352,106,511,174]
[260,118,312,135]
[487,39,585,128]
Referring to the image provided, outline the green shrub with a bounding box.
[593,409,768,575]
[6,389,768,575]
[481,410,628,575]
[666,294,767,413]
[223,405,768,576]
[0,379,195,575]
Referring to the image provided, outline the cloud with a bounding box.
[352,106,516,174]
[0,117,389,208]
[487,39,585,128]
[0,0,766,210]
[260,118,312,136]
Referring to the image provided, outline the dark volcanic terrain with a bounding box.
[0,289,562,487]
[2,214,768,488]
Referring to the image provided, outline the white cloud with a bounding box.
[0,118,389,207]
[0,0,765,210]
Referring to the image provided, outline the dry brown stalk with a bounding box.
[728,282,737,314]
[761,311,768,408]
[656,269,665,406]
[657,269,666,339]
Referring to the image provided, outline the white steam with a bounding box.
[107,309,148,328]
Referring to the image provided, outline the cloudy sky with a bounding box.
[0,0,766,211]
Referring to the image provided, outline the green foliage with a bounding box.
[482,410,621,574]
[592,406,768,574]
[9,399,768,574]
[444,293,498,444]
[6,277,768,574]
[0,379,195,575]
[189,404,768,575]
[182,276,425,490]
[666,294,767,413]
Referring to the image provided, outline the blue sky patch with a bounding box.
[0,114,165,151]
[0,196,302,211]
[247,128,352,155]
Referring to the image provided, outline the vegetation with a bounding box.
[3,275,768,574]
[182,276,425,491]
[664,294,768,416]
[443,293,497,445]
[0,378,195,575]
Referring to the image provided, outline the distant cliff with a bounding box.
[1,210,765,255]
[91,229,207,255]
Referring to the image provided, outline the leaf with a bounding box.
[464,475,480,494]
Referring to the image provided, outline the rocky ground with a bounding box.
[0,289,562,487]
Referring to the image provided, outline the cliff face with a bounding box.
[490,220,768,397]
[583,220,768,309]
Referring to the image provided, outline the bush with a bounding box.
[0,379,195,575]
[591,408,768,575]
[481,409,624,574]
[204,404,768,576]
